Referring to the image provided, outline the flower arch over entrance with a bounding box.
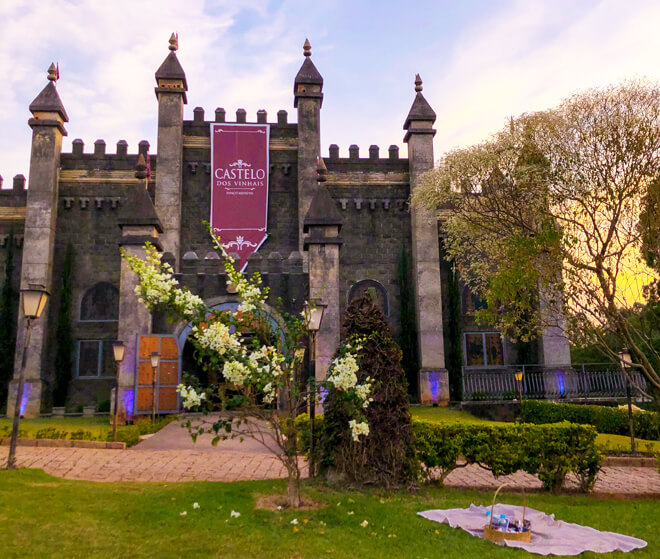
[173,297,286,386]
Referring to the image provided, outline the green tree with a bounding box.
[412,81,660,392]
[321,293,417,486]
[397,243,418,399]
[53,244,75,407]
[0,231,18,410]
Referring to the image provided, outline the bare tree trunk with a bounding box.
[286,460,301,508]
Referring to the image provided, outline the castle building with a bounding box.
[0,37,571,418]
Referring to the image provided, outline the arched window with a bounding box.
[80,282,119,321]
[348,279,389,316]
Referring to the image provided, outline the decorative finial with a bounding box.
[414,74,423,93]
[169,32,179,51]
[316,156,327,183]
[47,62,58,82]
[135,153,147,180]
[303,38,312,57]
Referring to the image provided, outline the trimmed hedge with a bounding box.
[521,400,660,441]
[413,420,601,493]
[296,414,601,493]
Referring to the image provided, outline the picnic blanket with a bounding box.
[418,504,647,555]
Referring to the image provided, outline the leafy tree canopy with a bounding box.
[413,80,660,391]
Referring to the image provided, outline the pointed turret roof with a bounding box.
[29,63,68,121]
[155,33,188,90]
[294,39,324,109]
[118,181,163,233]
[294,39,323,87]
[403,74,435,130]
[304,158,342,233]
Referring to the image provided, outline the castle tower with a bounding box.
[7,64,68,417]
[294,39,324,254]
[154,33,187,269]
[116,156,163,421]
[403,75,449,405]
[303,157,342,392]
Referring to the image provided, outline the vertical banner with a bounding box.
[210,123,270,271]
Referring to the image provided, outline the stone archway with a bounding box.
[173,297,286,387]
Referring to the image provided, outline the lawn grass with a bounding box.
[411,406,660,453]
[0,415,175,447]
[0,469,655,558]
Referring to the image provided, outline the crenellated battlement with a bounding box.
[185,107,296,128]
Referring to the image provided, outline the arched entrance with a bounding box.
[174,299,286,388]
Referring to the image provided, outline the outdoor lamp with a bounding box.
[150,352,160,423]
[617,348,636,454]
[514,371,523,382]
[111,341,125,440]
[22,284,49,319]
[303,299,326,478]
[618,349,631,370]
[112,341,125,363]
[304,300,327,332]
[6,284,50,470]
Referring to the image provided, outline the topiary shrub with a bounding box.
[321,293,417,486]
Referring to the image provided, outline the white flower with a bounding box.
[277,505,283,511]
[176,384,206,409]
[327,353,360,391]
[361,520,369,527]
[347,511,354,516]
[230,510,241,518]
[223,361,250,385]
[348,420,370,442]
[193,502,200,509]
[193,321,242,355]
[290,518,298,525]
[180,511,187,517]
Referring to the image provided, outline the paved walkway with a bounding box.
[2,418,659,494]
[1,445,658,495]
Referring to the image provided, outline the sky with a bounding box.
[1,0,660,184]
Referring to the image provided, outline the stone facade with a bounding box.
[0,37,571,416]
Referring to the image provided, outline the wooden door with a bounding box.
[135,335,180,415]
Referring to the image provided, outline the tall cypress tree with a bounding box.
[397,243,419,399]
[53,244,74,407]
[446,261,463,400]
[0,231,18,411]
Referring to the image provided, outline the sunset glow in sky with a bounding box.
[1,0,659,182]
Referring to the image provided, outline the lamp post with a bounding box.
[150,352,160,424]
[617,348,635,454]
[303,299,326,478]
[514,370,524,422]
[112,341,125,441]
[6,284,49,470]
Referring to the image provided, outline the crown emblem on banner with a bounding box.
[229,160,252,168]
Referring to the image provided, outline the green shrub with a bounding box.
[295,413,325,464]
[521,400,660,441]
[412,420,601,493]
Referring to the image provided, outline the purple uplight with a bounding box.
[19,383,31,415]
[556,371,565,396]
[122,389,135,420]
[429,373,439,403]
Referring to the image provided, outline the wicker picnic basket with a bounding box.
[483,483,532,543]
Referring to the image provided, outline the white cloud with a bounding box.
[428,0,660,158]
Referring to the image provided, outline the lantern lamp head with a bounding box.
[150,352,161,369]
[303,299,327,332]
[514,371,523,382]
[618,348,631,369]
[112,341,126,363]
[21,284,49,319]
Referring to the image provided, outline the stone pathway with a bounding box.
[2,445,659,495]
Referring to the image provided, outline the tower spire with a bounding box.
[303,38,312,57]
[169,32,178,51]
